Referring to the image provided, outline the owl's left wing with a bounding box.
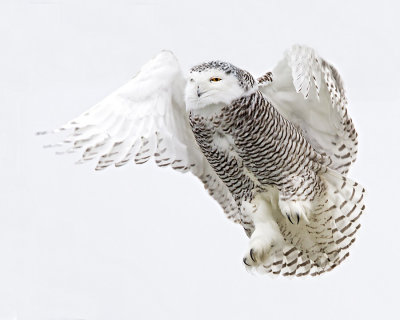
[258,45,358,175]
[38,51,250,234]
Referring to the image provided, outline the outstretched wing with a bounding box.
[39,51,251,234]
[258,45,358,175]
[42,51,201,172]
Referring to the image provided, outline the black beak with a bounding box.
[197,86,202,97]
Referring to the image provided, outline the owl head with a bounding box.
[185,61,257,114]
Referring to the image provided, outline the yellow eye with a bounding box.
[210,77,222,82]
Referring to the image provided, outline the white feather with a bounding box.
[41,50,243,229]
[259,45,358,175]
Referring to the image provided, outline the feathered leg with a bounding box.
[243,194,284,268]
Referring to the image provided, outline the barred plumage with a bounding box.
[191,61,256,91]
[40,45,365,277]
[189,87,364,276]
[190,91,327,205]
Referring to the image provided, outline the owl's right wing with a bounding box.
[38,51,248,233]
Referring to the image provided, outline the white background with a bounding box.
[1,0,399,319]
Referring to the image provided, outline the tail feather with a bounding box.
[259,168,365,277]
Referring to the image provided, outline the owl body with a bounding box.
[186,69,364,274]
[189,90,326,222]
[43,46,365,276]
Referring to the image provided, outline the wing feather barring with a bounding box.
[40,45,365,277]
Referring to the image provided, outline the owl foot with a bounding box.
[242,194,285,268]
[278,199,313,224]
[243,234,278,268]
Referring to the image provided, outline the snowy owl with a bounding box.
[40,45,365,277]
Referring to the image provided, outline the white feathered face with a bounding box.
[185,69,247,113]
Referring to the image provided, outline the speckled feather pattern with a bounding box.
[41,46,365,277]
[191,61,255,91]
[190,90,364,276]
[260,45,358,176]
[190,92,327,205]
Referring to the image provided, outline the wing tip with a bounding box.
[154,49,178,63]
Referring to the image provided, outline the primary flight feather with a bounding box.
[40,45,365,277]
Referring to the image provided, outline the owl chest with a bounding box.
[193,123,235,158]
[189,116,237,160]
[211,129,235,153]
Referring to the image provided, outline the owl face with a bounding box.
[185,62,257,115]
[185,69,245,113]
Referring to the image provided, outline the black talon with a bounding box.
[243,257,251,267]
[250,248,256,262]
[296,213,300,224]
[286,214,294,224]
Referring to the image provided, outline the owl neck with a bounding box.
[188,102,226,119]
[189,91,260,120]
